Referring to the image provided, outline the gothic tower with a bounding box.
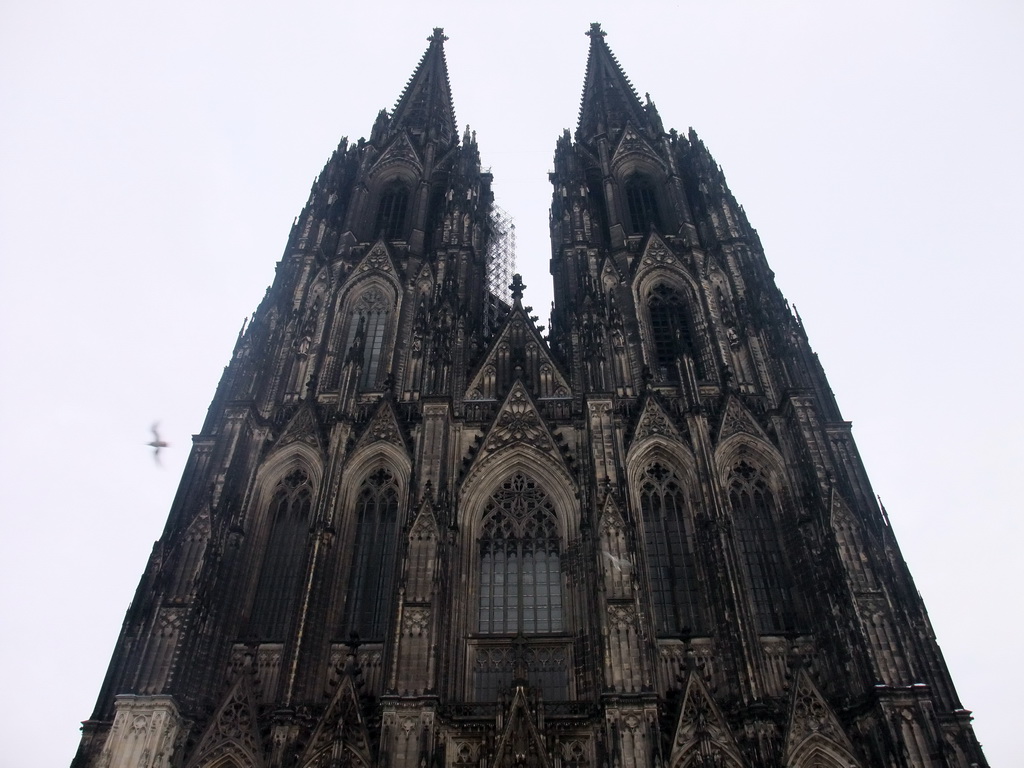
[73,26,987,768]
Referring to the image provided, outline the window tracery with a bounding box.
[648,284,702,381]
[374,184,409,239]
[345,468,400,640]
[639,462,701,635]
[249,468,312,639]
[727,460,793,633]
[478,474,563,636]
[344,287,391,389]
[625,176,660,233]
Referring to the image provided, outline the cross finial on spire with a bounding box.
[509,273,525,303]
[429,27,448,43]
[587,22,606,39]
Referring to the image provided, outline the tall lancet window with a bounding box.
[249,468,313,640]
[346,468,400,640]
[728,461,793,633]
[640,463,701,635]
[344,287,390,389]
[374,183,410,239]
[648,284,703,381]
[478,474,563,636]
[625,176,660,233]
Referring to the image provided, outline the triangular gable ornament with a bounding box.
[630,394,684,448]
[464,306,571,401]
[492,684,552,768]
[634,231,685,278]
[598,494,626,535]
[299,673,373,768]
[353,239,400,279]
[715,395,771,446]
[408,494,440,541]
[369,129,423,176]
[353,399,409,454]
[611,122,663,171]
[275,402,325,454]
[669,672,746,768]
[186,678,266,768]
[782,669,861,768]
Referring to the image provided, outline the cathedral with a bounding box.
[73,25,987,768]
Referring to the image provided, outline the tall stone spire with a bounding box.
[576,22,651,144]
[389,27,457,147]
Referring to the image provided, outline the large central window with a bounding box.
[478,474,563,635]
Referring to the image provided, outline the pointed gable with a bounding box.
[186,678,266,768]
[492,685,553,768]
[576,23,650,145]
[369,130,423,178]
[353,398,409,455]
[465,304,571,401]
[462,381,574,493]
[633,231,691,281]
[299,673,373,768]
[629,393,685,450]
[611,122,664,174]
[782,669,860,767]
[715,394,772,446]
[274,402,325,454]
[670,673,746,768]
[353,238,400,280]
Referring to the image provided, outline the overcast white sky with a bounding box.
[1,2,1021,765]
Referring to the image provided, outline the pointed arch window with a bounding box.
[374,183,410,240]
[648,284,703,381]
[640,462,701,635]
[728,461,793,633]
[625,176,660,233]
[249,468,312,640]
[478,474,563,636]
[344,287,391,389]
[345,468,400,640]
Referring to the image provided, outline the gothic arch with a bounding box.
[715,437,798,634]
[237,444,321,626]
[786,738,861,768]
[625,440,705,636]
[329,275,402,390]
[632,270,711,382]
[458,448,578,541]
[457,468,576,702]
[338,442,412,519]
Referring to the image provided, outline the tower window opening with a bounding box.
[648,284,701,381]
[345,468,400,641]
[625,177,660,233]
[374,184,410,239]
[640,463,701,635]
[249,468,313,640]
[728,461,794,633]
[345,287,391,389]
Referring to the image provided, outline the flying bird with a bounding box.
[147,422,169,464]
[601,550,633,573]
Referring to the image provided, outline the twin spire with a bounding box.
[385,24,653,149]
[389,27,458,146]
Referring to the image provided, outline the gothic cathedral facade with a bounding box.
[73,26,987,768]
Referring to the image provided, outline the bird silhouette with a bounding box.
[147,422,169,464]
[601,550,632,573]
